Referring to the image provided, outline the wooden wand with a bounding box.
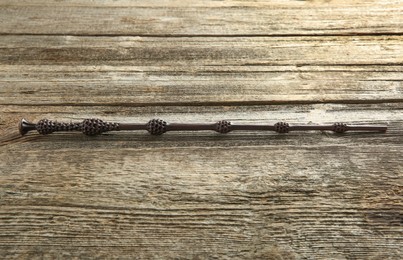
[19,118,388,136]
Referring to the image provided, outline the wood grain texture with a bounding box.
[0,0,402,259]
[0,35,402,105]
[1,104,402,259]
[0,0,402,36]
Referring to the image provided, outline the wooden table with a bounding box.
[1,1,402,259]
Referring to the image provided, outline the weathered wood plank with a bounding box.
[0,0,401,36]
[1,103,401,145]
[0,1,402,259]
[1,35,402,66]
[0,35,402,105]
[0,103,402,259]
[2,0,398,7]
[1,65,401,105]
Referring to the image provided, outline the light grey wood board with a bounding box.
[1,36,401,66]
[0,0,402,36]
[1,0,402,258]
[0,35,402,105]
[1,102,401,141]
[1,111,402,259]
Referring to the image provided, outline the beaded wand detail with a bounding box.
[19,118,387,136]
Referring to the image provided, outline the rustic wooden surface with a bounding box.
[0,0,402,259]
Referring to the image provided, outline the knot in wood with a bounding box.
[146,119,167,135]
[215,120,232,133]
[274,122,289,133]
[333,123,347,133]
